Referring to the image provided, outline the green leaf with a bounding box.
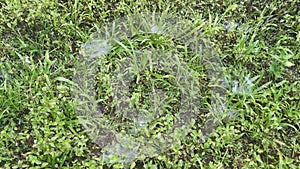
[54,77,77,86]
[56,85,69,93]
[283,61,295,67]
[130,162,136,169]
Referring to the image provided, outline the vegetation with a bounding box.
[0,0,299,168]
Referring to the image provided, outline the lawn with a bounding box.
[0,0,299,168]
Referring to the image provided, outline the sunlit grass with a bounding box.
[0,0,299,168]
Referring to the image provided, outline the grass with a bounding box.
[0,0,299,168]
